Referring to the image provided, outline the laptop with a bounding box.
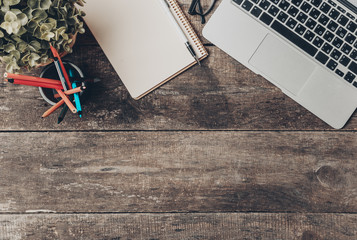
[203,0,357,128]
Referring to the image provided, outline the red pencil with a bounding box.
[4,73,63,85]
[5,79,63,89]
[50,45,72,89]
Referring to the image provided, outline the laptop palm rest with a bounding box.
[249,34,315,95]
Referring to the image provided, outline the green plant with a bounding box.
[0,0,86,72]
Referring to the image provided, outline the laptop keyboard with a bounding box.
[232,0,357,88]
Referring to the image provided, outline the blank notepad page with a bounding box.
[84,0,199,99]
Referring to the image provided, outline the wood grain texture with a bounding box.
[2,44,356,130]
[0,213,356,240]
[0,132,356,213]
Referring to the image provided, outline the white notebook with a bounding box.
[83,0,208,99]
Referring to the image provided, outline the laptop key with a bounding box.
[271,20,318,56]
[321,42,333,54]
[327,20,338,32]
[277,11,289,23]
[331,49,342,60]
[348,61,357,75]
[344,71,356,83]
[278,0,290,10]
[268,5,280,16]
[233,0,244,4]
[341,43,352,55]
[350,50,357,60]
[314,24,326,36]
[337,6,346,13]
[339,55,351,67]
[287,5,299,17]
[354,82,357,88]
[329,9,340,20]
[260,12,274,25]
[306,18,317,29]
[328,0,337,7]
[336,27,347,38]
[313,36,324,48]
[311,0,322,8]
[304,30,315,41]
[345,33,356,45]
[295,24,306,35]
[319,2,331,14]
[318,14,329,25]
[251,6,263,17]
[300,2,312,13]
[269,0,280,5]
[297,12,308,23]
[259,0,271,10]
[309,8,321,19]
[292,0,302,7]
[338,15,349,26]
[315,51,329,64]
[287,18,298,29]
[323,31,334,42]
[327,59,338,70]
[332,36,343,48]
[335,69,344,77]
[346,21,357,33]
[242,0,254,11]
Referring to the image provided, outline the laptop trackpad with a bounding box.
[249,34,315,95]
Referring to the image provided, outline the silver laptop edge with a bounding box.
[203,0,357,128]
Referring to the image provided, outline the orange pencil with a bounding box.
[42,99,65,118]
[50,45,72,89]
[56,89,77,113]
[5,79,63,89]
[4,73,63,85]
[53,86,86,98]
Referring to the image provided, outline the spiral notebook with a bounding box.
[83,0,208,100]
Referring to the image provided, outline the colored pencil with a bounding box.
[54,58,68,91]
[50,45,72,89]
[56,89,77,113]
[72,82,82,118]
[4,73,63,85]
[53,86,86,98]
[42,99,65,118]
[5,78,63,89]
[57,104,69,124]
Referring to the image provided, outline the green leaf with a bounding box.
[1,22,13,34]
[41,31,54,41]
[32,9,48,21]
[29,40,41,51]
[3,42,16,53]
[3,0,20,6]
[16,13,29,26]
[4,11,17,22]
[40,0,52,10]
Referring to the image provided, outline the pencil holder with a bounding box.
[39,61,85,106]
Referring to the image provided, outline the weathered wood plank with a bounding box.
[2,45,355,130]
[0,213,356,240]
[0,132,356,213]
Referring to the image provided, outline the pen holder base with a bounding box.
[39,61,84,106]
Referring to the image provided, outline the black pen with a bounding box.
[159,0,201,66]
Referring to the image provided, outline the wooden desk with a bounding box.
[0,1,356,239]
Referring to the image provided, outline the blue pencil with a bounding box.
[72,81,82,118]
